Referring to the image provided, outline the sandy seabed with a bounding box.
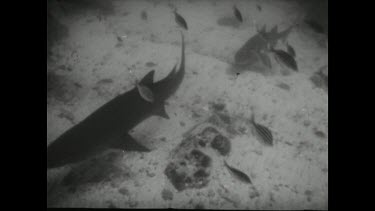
[47,0,328,209]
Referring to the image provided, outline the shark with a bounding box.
[47,33,185,169]
[233,24,294,68]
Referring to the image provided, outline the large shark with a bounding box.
[233,24,294,68]
[47,33,185,169]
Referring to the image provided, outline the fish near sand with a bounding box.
[233,5,243,23]
[224,160,252,184]
[47,32,186,169]
[250,111,273,146]
[234,24,294,67]
[304,19,325,34]
[173,9,188,30]
[269,46,298,72]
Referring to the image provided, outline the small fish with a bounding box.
[136,82,154,103]
[304,19,325,34]
[256,4,262,11]
[270,47,298,72]
[233,5,243,23]
[250,112,273,146]
[286,42,296,58]
[173,9,188,30]
[224,160,252,184]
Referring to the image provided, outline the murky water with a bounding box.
[47,0,328,209]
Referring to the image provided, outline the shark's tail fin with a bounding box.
[179,31,185,72]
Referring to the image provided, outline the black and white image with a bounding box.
[47,0,328,209]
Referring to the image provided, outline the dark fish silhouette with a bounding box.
[234,24,294,67]
[224,160,252,184]
[233,5,243,22]
[270,47,298,72]
[250,112,273,146]
[174,9,188,30]
[286,42,296,58]
[47,32,186,169]
[256,4,262,11]
[304,19,325,34]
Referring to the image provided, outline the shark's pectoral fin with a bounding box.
[155,106,170,119]
[111,134,151,152]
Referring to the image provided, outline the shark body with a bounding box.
[234,24,293,67]
[47,33,185,169]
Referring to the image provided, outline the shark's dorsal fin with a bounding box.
[155,106,170,119]
[270,25,278,35]
[139,70,155,85]
[111,133,151,152]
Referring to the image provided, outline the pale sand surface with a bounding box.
[47,0,328,209]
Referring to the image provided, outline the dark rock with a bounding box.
[194,169,209,178]
[211,134,231,156]
[162,189,174,201]
[211,102,226,111]
[198,139,206,147]
[164,164,187,191]
[216,112,231,125]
